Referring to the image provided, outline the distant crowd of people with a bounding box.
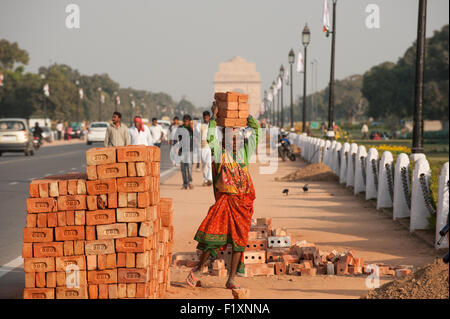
[104,110,213,190]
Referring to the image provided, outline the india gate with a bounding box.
[213,56,261,117]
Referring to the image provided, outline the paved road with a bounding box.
[0,142,175,298]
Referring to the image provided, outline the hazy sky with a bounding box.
[0,0,448,109]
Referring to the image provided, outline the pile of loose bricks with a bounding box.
[173,217,413,279]
[22,145,174,299]
[214,91,250,127]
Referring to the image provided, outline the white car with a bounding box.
[86,122,108,145]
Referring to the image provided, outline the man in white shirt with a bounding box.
[149,118,165,148]
[193,117,202,171]
[129,116,153,146]
[200,111,212,186]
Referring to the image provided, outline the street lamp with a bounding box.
[272,80,277,126]
[97,87,102,121]
[327,0,338,140]
[263,90,268,123]
[288,49,295,129]
[40,74,47,120]
[302,23,311,133]
[279,65,284,128]
[75,80,81,122]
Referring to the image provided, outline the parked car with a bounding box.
[0,118,34,156]
[67,122,83,139]
[86,122,108,145]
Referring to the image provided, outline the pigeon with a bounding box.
[282,189,289,196]
[302,184,309,192]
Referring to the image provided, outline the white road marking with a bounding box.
[58,170,65,173]
[44,173,52,177]
[0,256,23,279]
[70,167,76,171]
[160,167,177,180]
[9,182,18,185]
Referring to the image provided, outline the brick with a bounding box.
[273,262,287,275]
[47,213,57,228]
[299,268,317,276]
[86,179,117,195]
[25,272,35,288]
[268,236,291,248]
[135,162,150,177]
[108,284,118,299]
[136,252,149,268]
[85,239,115,255]
[65,210,75,226]
[26,198,56,213]
[218,109,238,118]
[348,266,363,275]
[74,211,85,225]
[58,180,68,196]
[87,255,97,270]
[23,227,53,243]
[117,253,126,268]
[55,226,85,241]
[86,226,96,240]
[116,207,146,223]
[287,263,303,275]
[151,162,160,176]
[88,284,98,299]
[67,180,78,195]
[108,193,117,208]
[238,100,249,109]
[24,257,55,273]
[216,117,237,127]
[246,239,267,251]
[96,223,127,240]
[116,237,146,253]
[238,110,249,118]
[97,254,107,270]
[117,177,150,193]
[38,181,49,198]
[74,240,85,255]
[126,253,136,268]
[117,145,149,163]
[22,242,33,258]
[118,283,127,298]
[136,283,146,298]
[49,182,59,197]
[35,272,46,287]
[23,288,55,299]
[395,268,412,278]
[57,212,66,226]
[127,193,137,207]
[29,181,40,198]
[118,192,127,207]
[98,284,108,299]
[77,180,87,195]
[127,283,136,298]
[86,147,116,166]
[57,195,87,211]
[127,162,137,177]
[26,214,37,228]
[350,257,364,267]
[214,92,239,102]
[86,209,116,225]
[34,242,64,258]
[139,222,153,237]
[266,248,291,262]
[128,223,138,237]
[106,254,117,269]
[55,255,86,272]
[118,268,147,283]
[88,269,117,284]
[256,217,272,227]
[56,286,88,299]
[234,118,247,127]
[86,165,98,180]
[63,240,74,256]
[137,192,150,207]
[250,225,269,238]
[243,250,266,264]
[245,263,274,276]
[86,195,98,210]
[97,163,127,180]
[336,261,349,275]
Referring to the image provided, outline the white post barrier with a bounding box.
[354,145,367,195]
[376,151,394,209]
[323,140,332,167]
[339,143,350,184]
[436,162,449,248]
[332,142,342,175]
[365,147,379,200]
[410,157,432,232]
[312,139,320,163]
[393,153,411,220]
[346,143,358,188]
[318,139,326,163]
[306,137,312,162]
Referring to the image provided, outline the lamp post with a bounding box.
[288,49,295,129]
[97,87,102,121]
[327,0,337,140]
[411,0,427,156]
[279,65,285,129]
[75,80,81,123]
[263,90,268,123]
[272,81,277,126]
[302,23,311,133]
[40,74,47,120]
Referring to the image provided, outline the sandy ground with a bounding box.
[160,157,440,299]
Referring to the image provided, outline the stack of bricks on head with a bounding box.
[23,145,174,299]
[214,91,249,127]
[173,217,413,279]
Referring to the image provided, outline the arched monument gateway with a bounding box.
[213,56,261,117]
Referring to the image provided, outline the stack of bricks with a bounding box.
[214,91,249,127]
[172,217,413,279]
[22,145,174,299]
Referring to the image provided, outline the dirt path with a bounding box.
[161,158,440,299]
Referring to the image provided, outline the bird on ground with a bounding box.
[282,189,289,196]
[302,184,309,192]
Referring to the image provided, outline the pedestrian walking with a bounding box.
[149,118,165,148]
[186,103,261,289]
[104,111,130,147]
[129,116,153,146]
[175,114,194,190]
[56,121,63,140]
[361,122,369,139]
[193,117,202,171]
[200,111,212,186]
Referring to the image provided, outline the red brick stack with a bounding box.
[22,145,174,299]
[214,91,250,127]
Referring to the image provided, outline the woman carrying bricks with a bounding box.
[186,102,261,289]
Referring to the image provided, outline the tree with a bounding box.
[0,39,29,70]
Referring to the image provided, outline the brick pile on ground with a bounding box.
[362,258,449,299]
[172,217,413,279]
[275,163,339,182]
[22,145,174,299]
[214,91,249,127]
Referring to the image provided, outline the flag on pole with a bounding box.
[116,95,121,105]
[43,83,50,97]
[296,50,304,73]
[267,91,273,102]
[131,100,136,108]
[260,102,265,114]
[322,0,331,33]
[285,68,290,85]
[276,77,282,90]
[273,85,278,97]
[78,88,84,99]
[0,72,4,87]
[100,93,105,103]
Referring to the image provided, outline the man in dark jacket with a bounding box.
[176,114,194,189]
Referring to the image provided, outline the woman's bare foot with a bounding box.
[225,277,241,289]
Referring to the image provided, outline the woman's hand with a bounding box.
[211,101,218,118]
